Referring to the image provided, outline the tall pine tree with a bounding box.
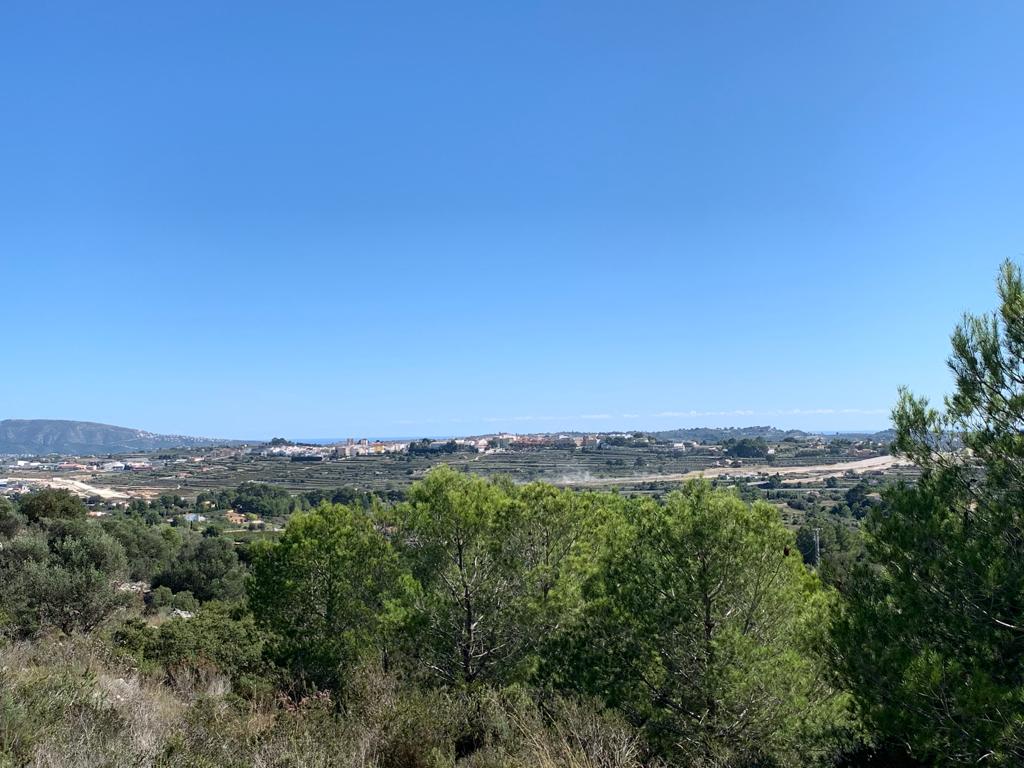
[836,261,1024,764]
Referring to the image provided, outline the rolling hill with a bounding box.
[0,419,239,455]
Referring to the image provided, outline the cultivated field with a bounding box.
[3,439,909,506]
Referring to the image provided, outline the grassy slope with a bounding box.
[0,632,647,768]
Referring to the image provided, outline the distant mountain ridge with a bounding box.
[649,426,892,443]
[0,419,238,455]
[650,426,812,442]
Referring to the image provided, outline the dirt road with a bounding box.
[558,454,909,488]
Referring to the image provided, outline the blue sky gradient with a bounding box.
[2,2,1022,438]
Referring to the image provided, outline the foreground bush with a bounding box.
[0,518,127,638]
[0,634,651,768]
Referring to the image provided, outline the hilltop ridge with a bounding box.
[0,419,238,455]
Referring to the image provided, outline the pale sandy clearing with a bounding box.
[5,476,130,500]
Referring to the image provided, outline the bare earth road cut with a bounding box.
[559,454,910,489]
[5,476,130,500]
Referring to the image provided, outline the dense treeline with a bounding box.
[4,262,1024,765]
[1,475,852,766]
[195,482,402,522]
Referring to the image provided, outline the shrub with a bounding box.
[17,489,87,524]
[0,519,128,637]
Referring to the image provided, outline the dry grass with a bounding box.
[0,636,652,768]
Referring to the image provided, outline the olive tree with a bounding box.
[0,518,128,636]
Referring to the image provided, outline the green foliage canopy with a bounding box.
[152,534,246,602]
[554,481,854,765]
[249,502,410,691]
[392,467,608,687]
[102,518,182,582]
[0,496,24,539]
[17,488,87,524]
[835,261,1024,764]
[0,518,127,636]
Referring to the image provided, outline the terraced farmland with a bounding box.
[34,442,896,499]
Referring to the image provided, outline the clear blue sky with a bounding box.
[2,2,1022,439]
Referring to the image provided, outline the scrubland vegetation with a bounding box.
[0,474,854,767]
[4,262,1024,766]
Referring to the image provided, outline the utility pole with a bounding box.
[813,527,821,568]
